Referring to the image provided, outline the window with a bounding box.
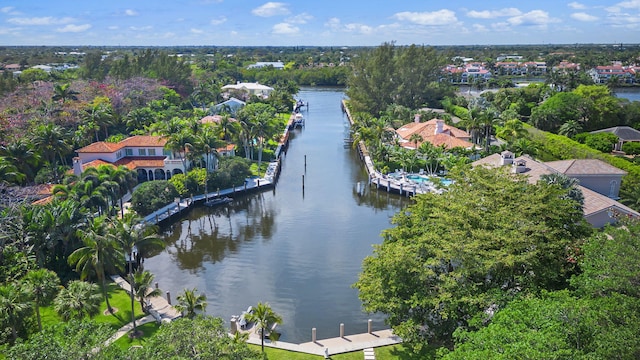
[125,149,133,156]
[138,149,146,156]
[116,151,122,159]
[148,149,156,156]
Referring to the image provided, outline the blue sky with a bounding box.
[1,1,639,46]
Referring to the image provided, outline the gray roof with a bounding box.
[544,159,627,176]
[590,126,640,141]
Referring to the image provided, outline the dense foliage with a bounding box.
[355,166,592,347]
[130,180,180,216]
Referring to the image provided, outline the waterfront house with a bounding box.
[396,117,475,150]
[73,135,233,183]
[247,61,285,70]
[590,126,640,152]
[473,151,639,228]
[210,97,246,115]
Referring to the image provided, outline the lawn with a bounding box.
[255,344,436,360]
[40,281,146,331]
[110,321,161,351]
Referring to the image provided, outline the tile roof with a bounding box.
[590,126,640,141]
[472,154,640,221]
[76,135,167,153]
[396,119,473,149]
[113,156,167,170]
[545,159,627,176]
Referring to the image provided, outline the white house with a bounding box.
[221,82,274,98]
[73,135,234,183]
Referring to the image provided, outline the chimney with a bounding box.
[414,114,421,123]
[512,159,527,174]
[499,150,514,166]
[72,157,83,177]
[434,119,444,135]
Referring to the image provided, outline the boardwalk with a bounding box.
[239,322,402,357]
[110,275,181,322]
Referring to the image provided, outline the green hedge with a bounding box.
[526,124,640,180]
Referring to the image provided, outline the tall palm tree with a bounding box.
[31,123,71,176]
[83,103,114,141]
[52,83,79,103]
[175,287,207,319]
[68,216,123,313]
[132,270,162,314]
[496,119,528,144]
[23,269,60,331]
[0,138,41,182]
[111,213,163,277]
[53,280,101,321]
[0,283,30,342]
[246,302,283,352]
[408,133,423,150]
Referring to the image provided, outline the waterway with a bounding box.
[144,87,410,343]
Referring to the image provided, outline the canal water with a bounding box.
[144,87,410,343]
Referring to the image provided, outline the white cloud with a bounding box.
[272,22,299,34]
[56,24,91,33]
[571,12,598,21]
[507,10,560,26]
[472,24,488,32]
[466,8,521,19]
[130,25,153,31]
[491,22,512,32]
[568,2,587,10]
[252,2,290,17]
[324,18,373,35]
[606,0,640,12]
[8,17,75,25]
[286,13,312,24]
[211,16,227,25]
[108,25,119,30]
[191,28,204,34]
[1,6,14,13]
[393,9,457,26]
[124,9,138,16]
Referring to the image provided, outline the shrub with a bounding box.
[130,180,179,216]
[622,141,640,155]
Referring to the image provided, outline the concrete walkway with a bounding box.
[242,326,402,357]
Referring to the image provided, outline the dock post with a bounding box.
[244,182,247,191]
[166,291,171,305]
[387,179,391,192]
[312,328,317,342]
[217,188,220,197]
[302,174,305,191]
[399,183,403,196]
[368,319,372,334]
[233,185,235,194]
[155,214,159,224]
[230,318,238,335]
[155,282,159,289]
[304,155,307,171]
[340,323,344,338]
[257,179,260,187]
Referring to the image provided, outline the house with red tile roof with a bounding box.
[473,151,639,228]
[395,117,475,150]
[73,135,234,183]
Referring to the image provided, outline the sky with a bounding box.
[1,1,639,47]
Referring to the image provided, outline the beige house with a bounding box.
[473,151,639,228]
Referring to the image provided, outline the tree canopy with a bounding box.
[355,165,592,346]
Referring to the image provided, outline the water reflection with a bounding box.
[145,87,406,343]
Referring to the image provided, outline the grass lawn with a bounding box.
[110,321,161,351]
[254,344,436,360]
[40,281,146,331]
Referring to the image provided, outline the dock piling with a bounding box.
[312,327,317,342]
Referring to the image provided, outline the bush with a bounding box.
[130,180,179,216]
[584,133,618,153]
[622,141,640,155]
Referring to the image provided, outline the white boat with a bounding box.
[204,197,232,207]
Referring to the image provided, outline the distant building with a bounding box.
[210,97,246,115]
[395,117,475,150]
[221,82,274,99]
[247,61,285,70]
[590,126,640,151]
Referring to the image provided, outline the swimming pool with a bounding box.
[406,174,453,186]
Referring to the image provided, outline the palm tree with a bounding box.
[496,119,529,144]
[558,120,583,138]
[0,138,41,182]
[111,213,163,277]
[0,283,30,342]
[246,302,283,352]
[83,102,114,141]
[31,123,71,176]
[23,269,60,331]
[52,83,79,103]
[68,216,123,314]
[132,270,162,314]
[54,280,101,321]
[0,157,25,185]
[408,133,423,150]
[175,287,207,319]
